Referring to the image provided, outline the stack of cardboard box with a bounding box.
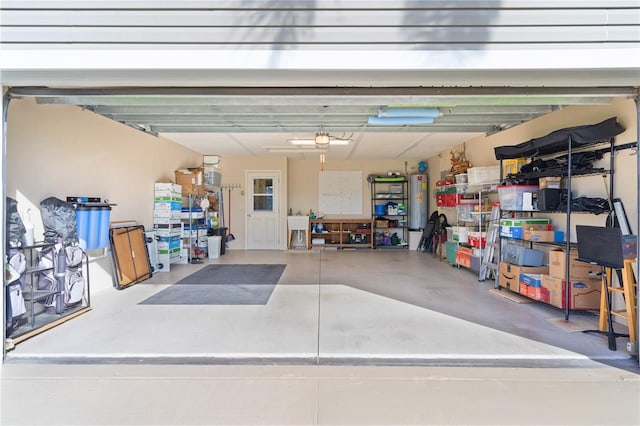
[540,249,601,310]
[153,182,184,270]
[499,248,602,310]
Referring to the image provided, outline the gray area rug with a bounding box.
[139,264,286,305]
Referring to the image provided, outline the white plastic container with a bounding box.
[455,173,468,184]
[458,226,469,243]
[207,236,221,259]
[467,166,500,185]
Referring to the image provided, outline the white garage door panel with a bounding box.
[3,10,639,27]
[3,26,640,45]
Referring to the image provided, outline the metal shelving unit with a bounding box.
[371,178,409,249]
[7,241,91,345]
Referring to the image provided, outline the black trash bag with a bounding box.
[5,197,26,249]
[558,197,610,215]
[40,197,78,244]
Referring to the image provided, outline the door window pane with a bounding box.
[253,178,273,211]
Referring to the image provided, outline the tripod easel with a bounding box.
[596,259,637,351]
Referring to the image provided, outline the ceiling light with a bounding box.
[315,132,330,146]
[288,134,351,146]
[377,107,441,118]
[368,116,435,125]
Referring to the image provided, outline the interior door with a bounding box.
[246,171,280,249]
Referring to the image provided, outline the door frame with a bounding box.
[245,170,283,250]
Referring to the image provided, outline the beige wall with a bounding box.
[287,158,419,218]
[6,98,203,236]
[427,99,638,238]
[219,157,427,249]
[215,156,288,250]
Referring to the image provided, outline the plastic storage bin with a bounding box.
[498,184,539,211]
[503,243,544,266]
[467,166,500,184]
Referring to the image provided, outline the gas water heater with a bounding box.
[409,174,428,230]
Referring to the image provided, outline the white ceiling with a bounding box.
[10,85,635,161]
[161,131,481,161]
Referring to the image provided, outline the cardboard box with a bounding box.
[500,225,523,239]
[175,168,204,186]
[539,177,562,189]
[523,229,564,243]
[180,183,205,196]
[503,158,528,176]
[154,182,182,193]
[541,274,601,310]
[154,201,182,211]
[500,223,551,239]
[519,282,546,301]
[499,262,549,293]
[456,246,473,268]
[500,218,551,227]
[520,273,544,300]
[520,273,543,288]
[548,249,598,280]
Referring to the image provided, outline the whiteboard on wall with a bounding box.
[318,171,362,215]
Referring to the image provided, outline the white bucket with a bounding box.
[207,236,221,259]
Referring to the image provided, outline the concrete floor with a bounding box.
[2,249,639,425]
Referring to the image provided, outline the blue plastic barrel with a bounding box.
[75,206,91,250]
[87,206,101,250]
[97,206,111,248]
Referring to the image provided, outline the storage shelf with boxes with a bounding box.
[493,117,626,321]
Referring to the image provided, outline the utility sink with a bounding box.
[287,215,309,230]
[287,216,310,249]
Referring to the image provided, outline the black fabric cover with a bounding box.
[40,197,78,244]
[5,197,26,248]
[494,117,625,160]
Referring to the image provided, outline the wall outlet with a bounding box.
[627,341,638,355]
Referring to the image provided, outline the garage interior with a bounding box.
[2,2,640,425]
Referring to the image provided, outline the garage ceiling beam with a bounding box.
[31,95,618,107]
[150,125,497,133]
[11,87,633,107]
[88,104,557,116]
[111,113,536,123]
[9,86,637,97]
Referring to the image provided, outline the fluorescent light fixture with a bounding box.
[289,139,317,145]
[288,136,350,146]
[265,146,324,153]
[368,116,435,125]
[377,107,440,118]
